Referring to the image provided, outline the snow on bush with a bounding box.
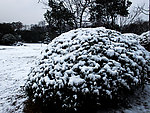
[25,27,150,112]
[139,31,150,51]
[139,31,150,46]
[123,31,150,51]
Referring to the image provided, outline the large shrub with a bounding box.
[1,33,16,45]
[24,27,150,112]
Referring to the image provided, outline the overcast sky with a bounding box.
[0,0,149,25]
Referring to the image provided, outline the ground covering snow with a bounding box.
[25,27,150,112]
[0,43,46,113]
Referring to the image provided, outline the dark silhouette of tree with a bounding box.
[0,23,14,35]
[11,22,23,31]
[0,23,15,44]
[44,0,75,40]
[121,19,149,35]
[1,34,16,45]
[39,0,94,28]
[20,24,46,43]
[119,4,149,27]
[90,0,132,29]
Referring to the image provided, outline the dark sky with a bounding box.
[0,0,149,25]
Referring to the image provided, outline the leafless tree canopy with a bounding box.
[119,4,149,26]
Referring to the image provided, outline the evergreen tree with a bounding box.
[44,0,75,39]
[90,0,132,28]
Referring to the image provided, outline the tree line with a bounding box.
[0,0,149,45]
[42,0,149,39]
[0,21,49,45]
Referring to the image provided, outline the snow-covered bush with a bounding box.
[123,31,150,51]
[139,31,150,46]
[25,27,150,112]
[139,31,150,51]
[1,34,16,45]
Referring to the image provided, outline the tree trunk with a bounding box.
[79,7,87,28]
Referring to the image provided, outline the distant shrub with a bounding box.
[24,27,150,112]
[1,34,17,45]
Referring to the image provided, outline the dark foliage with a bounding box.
[0,23,15,45]
[44,0,75,40]
[20,25,47,43]
[0,23,15,35]
[121,20,149,35]
[0,22,49,44]
[1,34,16,45]
[0,22,23,45]
[90,0,132,27]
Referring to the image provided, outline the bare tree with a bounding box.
[119,4,149,27]
[38,0,94,28]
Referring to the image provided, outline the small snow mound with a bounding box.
[25,27,150,112]
[139,31,150,46]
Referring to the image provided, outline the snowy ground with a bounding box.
[0,43,47,113]
[0,43,149,113]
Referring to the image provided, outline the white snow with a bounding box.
[68,76,85,86]
[139,31,150,46]
[0,43,46,113]
[106,49,115,57]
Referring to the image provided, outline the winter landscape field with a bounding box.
[0,35,149,113]
[0,0,149,113]
[0,43,46,113]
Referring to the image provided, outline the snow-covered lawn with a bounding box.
[0,43,149,113]
[0,43,46,113]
